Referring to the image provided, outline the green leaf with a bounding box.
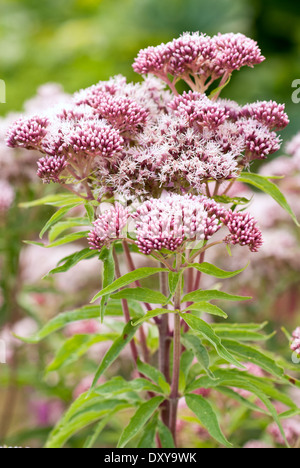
[137,359,170,394]
[217,386,269,415]
[46,334,116,373]
[46,231,90,248]
[111,287,168,305]
[185,262,248,279]
[99,247,115,322]
[47,400,130,448]
[168,271,182,296]
[180,313,244,369]
[137,415,158,448]
[91,321,140,391]
[20,193,83,208]
[182,289,251,304]
[83,414,113,448]
[185,394,232,447]
[211,322,268,332]
[44,248,98,277]
[132,308,172,327]
[238,172,299,226]
[215,329,274,342]
[117,396,164,448]
[91,267,168,303]
[181,334,214,379]
[221,340,285,379]
[49,218,90,243]
[209,73,232,98]
[15,305,101,343]
[157,420,175,448]
[85,202,95,223]
[39,204,82,239]
[184,302,228,319]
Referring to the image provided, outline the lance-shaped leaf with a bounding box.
[221,340,285,379]
[46,334,116,373]
[49,218,90,243]
[39,203,82,239]
[181,334,214,379]
[157,420,175,448]
[15,305,101,343]
[91,267,168,303]
[182,289,251,304]
[47,231,90,248]
[184,302,228,319]
[90,320,140,391]
[20,193,83,208]
[111,287,168,305]
[185,262,248,279]
[132,308,172,327]
[138,414,158,448]
[99,247,115,322]
[137,360,170,394]
[180,313,244,369]
[185,394,232,447]
[238,172,299,226]
[44,248,98,277]
[117,396,164,448]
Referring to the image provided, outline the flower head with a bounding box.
[37,155,68,183]
[241,101,289,131]
[133,43,172,75]
[222,210,263,252]
[211,33,265,75]
[134,194,224,255]
[6,116,49,150]
[88,204,129,251]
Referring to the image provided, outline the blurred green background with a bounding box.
[0,0,300,139]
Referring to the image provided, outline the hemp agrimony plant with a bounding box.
[7,32,300,448]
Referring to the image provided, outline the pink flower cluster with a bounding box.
[37,155,68,183]
[88,203,129,251]
[6,32,287,200]
[268,418,300,446]
[88,195,263,255]
[291,327,300,355]
[133,32,264,82]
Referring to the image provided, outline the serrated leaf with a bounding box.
[91,321,140,391]
[181,334,214,379]
[185,394,232,447]
[168,271,182,296]
[99,247,115,322]
[91,267,168,303]
[20,193,83,208]
[49,218,90,243]
[46,400,130,448]
[184,302,228,318]
[238,172,299,226]
[117,396,164,448]
[44,248,98,277]
[46,231,90,248]
[221,340,285,379]
[111,287,168,305]
[15,305,101,343]
[182,289,251,304]
[215,329,274,342]
[157,420,175,448]
[46,334,116,373]
[39,203,81,239]
[85,203,95,223]
[185,262,248,279]
[180,313,244,369]
[132,308,172,327]
[138,414,158,448]
[137,359,170,394]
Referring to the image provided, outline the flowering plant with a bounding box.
[7,32,300,448]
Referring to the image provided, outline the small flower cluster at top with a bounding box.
[6,32,288,200]
[291,327,300,356]
[88,194,263,255]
